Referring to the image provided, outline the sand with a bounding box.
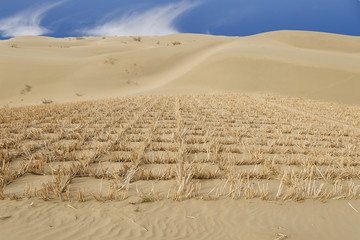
[1,31,360,240]
[0,30,359,106]
[1,198,360,240]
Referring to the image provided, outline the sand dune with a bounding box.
[0,30,359,106]
[1,31,360,240]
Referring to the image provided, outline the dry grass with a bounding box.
[41,99,54,104]
[1,94,360,202]
[172,41,182,46]
[131,36,142,42]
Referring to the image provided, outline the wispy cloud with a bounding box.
[83,1,197,36]
[0,1,65,38]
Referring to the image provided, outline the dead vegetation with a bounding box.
[9,43,19,48]
[131,36,142,42]
[172,41,182,46]
[0,94,360,202]
[104,58,117,65]
[20,85,32,95]
[41,99,53,104]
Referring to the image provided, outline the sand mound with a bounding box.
[0,31,359,106]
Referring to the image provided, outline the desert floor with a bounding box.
[1,31,360,239]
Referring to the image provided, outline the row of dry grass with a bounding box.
[0,94,359,203]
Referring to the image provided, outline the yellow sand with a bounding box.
[0,30,359,106]
[1,31,360,240]
[1,198,360,240]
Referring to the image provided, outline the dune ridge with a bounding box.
[0,30,359,106]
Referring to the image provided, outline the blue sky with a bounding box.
[0,0,359,39]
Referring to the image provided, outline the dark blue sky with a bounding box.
[0,0,359,39]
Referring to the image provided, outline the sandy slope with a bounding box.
[1,31,360,240]
[0,30,359,106]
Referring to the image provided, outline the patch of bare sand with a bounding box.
[1,198,360,240]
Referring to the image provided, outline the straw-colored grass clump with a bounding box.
[1,94,360,203]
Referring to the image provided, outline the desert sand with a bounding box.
[0,30,360,106]
[1,31,360,240]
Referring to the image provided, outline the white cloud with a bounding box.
[0,1,65,38]
[83,1,197,36]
